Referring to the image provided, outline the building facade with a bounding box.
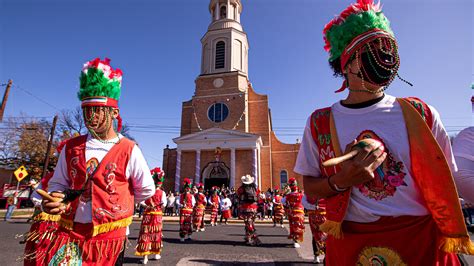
[162,0,302,192]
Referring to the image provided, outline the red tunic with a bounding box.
[135,189,164,256]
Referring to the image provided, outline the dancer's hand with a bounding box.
[331,140,387,188]
[41,191,66,215]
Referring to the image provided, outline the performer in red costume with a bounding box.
[208,187,220,226]
[272,187,285,228]
[237,175,261,246]
[282,178,305,248]
[135,167,167,264]
[302,194,326,264]
[178,178,195,242]
[294,0,474,264]
[193,183,207,232]
[41,58,155,266]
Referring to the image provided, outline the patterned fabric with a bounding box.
[135,189,164,256]
[273,195,285,224]
[209,195,219,225]
[179,208,193,238]
[239,205,260,245]
[285,192,305,243]
[23,213,60,266]
[44,223,126,266]
[308,209,327,256]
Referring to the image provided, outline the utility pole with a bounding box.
[41,115,58,180]
[0,80,13,122]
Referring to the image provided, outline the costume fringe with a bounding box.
[58,218,74,231]
[93,216,133,236]
[34,212,61,222]
[320,220,343,239]
[439,236,474,255]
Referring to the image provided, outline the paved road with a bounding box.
[1,219,316,265]
[2,219,473,265]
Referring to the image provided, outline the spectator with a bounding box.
[4,191,18,221]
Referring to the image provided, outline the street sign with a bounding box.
[13,165,28,182]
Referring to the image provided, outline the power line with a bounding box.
[13,84,61,111]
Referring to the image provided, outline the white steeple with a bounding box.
[201,0,249,76]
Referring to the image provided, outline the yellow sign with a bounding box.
[14,166,28,182]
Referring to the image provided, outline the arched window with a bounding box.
[215,41,225,69]
[208,103,229,123]
[220,5,227,19]
[280,170,288,187]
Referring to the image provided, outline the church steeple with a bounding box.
[201,0,249,76]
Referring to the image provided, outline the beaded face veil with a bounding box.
[78,58,123,140]
[323,0,404,93]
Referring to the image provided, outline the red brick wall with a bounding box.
[180,151,196,186]
[235,149,253,189]
[162,148,177,192]
[270,131,303,189]
[180,101,193,136]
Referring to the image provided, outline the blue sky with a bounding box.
[1,0,472,168]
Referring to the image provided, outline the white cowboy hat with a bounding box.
[241,174,255,185]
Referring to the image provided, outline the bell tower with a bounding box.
[201,0,249,75]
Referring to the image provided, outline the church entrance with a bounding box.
[202,161,230,190]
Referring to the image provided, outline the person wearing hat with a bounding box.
[294,0,473,264]
[135,167,167,264]
[41,58,155,266]
[192,183,207,232]
[272,187,285,228]
[178,178,195,242]
[237,175,261,246]
[208,187,220,226]
[282,178,305,248]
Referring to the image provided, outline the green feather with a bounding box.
[77,68,121,101]
[326,10,393,62]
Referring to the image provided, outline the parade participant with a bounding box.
[5,191,18,221]
[452,126,474,204]
[192,183,207,232]
[178,178,195,242]
[302,194,326,264]
[41,57,155,266]
[237,175,261,246]
[208,187,220,226]
[135,167,167,264]
[272,187,285,228]
[294,0,474,264]
[282,178,305,248]
[219,192,232,225]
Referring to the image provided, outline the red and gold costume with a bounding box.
[272,190,285,227]
[208,189,220,226]
[179,179,195,240]
[237,175,261,246]
[284,179,305,244]
[304,195,327,259]
[192,183,206,231]
[135,168,166,257]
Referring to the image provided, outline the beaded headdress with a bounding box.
[323,0,400,93]
[151,167,165,186]
[78,57,124,131]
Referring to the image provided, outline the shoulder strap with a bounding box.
[402,97,433,129]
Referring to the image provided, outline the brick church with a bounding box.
[162,0,302,192]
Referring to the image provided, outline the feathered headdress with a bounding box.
[182,178,192,189]
[288,177,298,187]
[151,167,165,186]
[78,57,124,131]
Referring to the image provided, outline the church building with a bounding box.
[162,0,302,192]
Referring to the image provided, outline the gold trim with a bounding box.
[93,216,133,236]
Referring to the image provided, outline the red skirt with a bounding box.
[135,211,163,256]
[288,209,305,243]
[23,213,60,266]
[43,223,126,266]
[221,209,231,219]
[326,216,460,266]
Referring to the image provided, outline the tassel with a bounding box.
[319,220,343,239]
[439,236,474,255]
[334,80,347,93]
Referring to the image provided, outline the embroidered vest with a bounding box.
[145,188,164,212]
[194,193,207,208]
[285,192,304,210]
[61,135,135,236]
[180,193,194,209]
[310,97,474,254]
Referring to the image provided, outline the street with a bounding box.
[0,219,317,265]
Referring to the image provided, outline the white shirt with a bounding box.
[452,127,474,203]
[220,198,232,211]
[175,193,196,208]
[294,95,457,222]
[48,134,155,223]
[140,189,167,208]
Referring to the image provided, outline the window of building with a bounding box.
[208,103,229,123]
[215,41,225,69]
[280,170,288,187]
[220,5,227,18]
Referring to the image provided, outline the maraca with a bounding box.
[322,138,385,167]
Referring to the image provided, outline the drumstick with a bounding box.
[35,189,62,202]
[322,150,359,167]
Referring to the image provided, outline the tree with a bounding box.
[58,106,87,136]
